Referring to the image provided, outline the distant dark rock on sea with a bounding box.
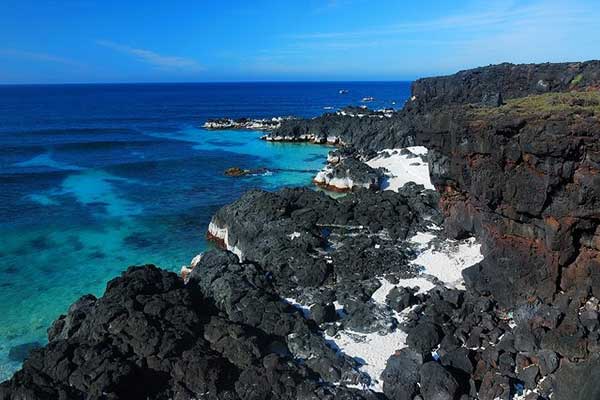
[3,60,600,400]
[224,166,269,177]
[203,116,295,130]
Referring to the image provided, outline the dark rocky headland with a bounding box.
[2,61,600,400]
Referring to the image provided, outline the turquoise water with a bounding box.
[0,128,330,381]
[0,82,411,381]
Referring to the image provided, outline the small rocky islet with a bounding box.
[2,61,600,400]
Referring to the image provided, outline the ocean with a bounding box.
[0,81,411,381]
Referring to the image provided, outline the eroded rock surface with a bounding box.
[0,265,377,399]
[420,92,600,307]
[408,60,600,112]
[206,186,440,314]
[313,156,383,192]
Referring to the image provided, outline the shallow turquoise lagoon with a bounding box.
[0,128,331,381]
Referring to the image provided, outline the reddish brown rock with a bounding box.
[420,92,600,306]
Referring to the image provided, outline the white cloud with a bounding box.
[290,1,596,43]
[97,40,202,70]
[0,49,82,66]
[223,0,597,81]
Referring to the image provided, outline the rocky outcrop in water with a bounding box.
[0,265,379,399]
[264,111,416,150]
[224,167,269,177]
[206,186,440,297]
[313,156,383,192]
[203,116,294,130]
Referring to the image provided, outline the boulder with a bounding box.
[419,362,459,400]
[406,322,442,353]
[382,348,423,400]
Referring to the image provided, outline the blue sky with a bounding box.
[1,0,599,83]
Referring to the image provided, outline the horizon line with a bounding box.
[0,79,416,87]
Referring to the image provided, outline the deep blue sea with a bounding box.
[0,81,411,381]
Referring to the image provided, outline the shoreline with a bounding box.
[4,61,600,400]
[196,140,484,391]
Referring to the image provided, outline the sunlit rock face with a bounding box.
[419,92,600,307]
[407,60,600,112]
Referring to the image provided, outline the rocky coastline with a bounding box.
[313,154,383,192]
[203,116,295,131]
[2,61,600,400]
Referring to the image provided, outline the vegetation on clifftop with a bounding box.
[472,91,600,118]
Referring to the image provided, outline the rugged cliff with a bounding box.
[419,89,600,308]
[408,61,600,112]
[410,68,600,399]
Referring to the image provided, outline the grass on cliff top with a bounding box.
[473,91,600,118]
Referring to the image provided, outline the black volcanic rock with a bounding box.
[381,348,423,400]
[187,249,362,384]
[313,156,383,191]
[408,61,600,112]
[267,112,417,151]
[406,322,442,353]
[386,286,418,312]
[419,362,459,400]
[418,91,600,307]
[0,265,375,399]
[204,185,441,339]
[204,116,293,130]
[267,62,600,153]
[310,303,337,324]
[207,186,440,297]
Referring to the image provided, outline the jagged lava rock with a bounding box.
[313,157,383,192]
[207,186,440,295]
[381,348,423,400]
[5,61,600,400]
[0,264,376,399]
[267,111,417,151]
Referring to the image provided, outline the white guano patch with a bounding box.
[284,297,312,319]
[324,325,408,391]
[410,237,483,289]
[315,147,483,391]
[180,253,204,282]
[288,232,301,240]
[208,221,244,261]
[314,166,356,190]
[323,231,483,392]
[366,146,434,191]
